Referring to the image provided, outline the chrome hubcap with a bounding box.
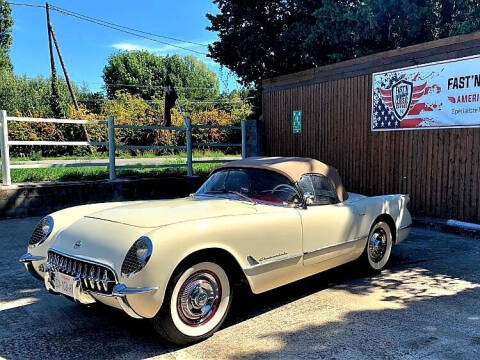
[177,271,221,327]
[369,228,388,263]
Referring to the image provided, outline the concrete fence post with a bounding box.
[241,120,247,159]
[185,118,193,177]
[107,116,116,181]
[0,110,11,186]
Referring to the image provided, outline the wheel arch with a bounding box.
[371,213,397,244]
[169,247,251,291]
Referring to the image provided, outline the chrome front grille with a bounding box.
[47,251,116,294]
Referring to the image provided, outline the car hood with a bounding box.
[85,197,257,228]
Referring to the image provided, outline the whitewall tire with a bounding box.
[363,221,393,271]
[151,261,232,345]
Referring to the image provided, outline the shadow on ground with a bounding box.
[0,222,479,359]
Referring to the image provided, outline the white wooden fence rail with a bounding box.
[0,110,246,186]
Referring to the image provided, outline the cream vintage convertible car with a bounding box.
[20,157,411,344]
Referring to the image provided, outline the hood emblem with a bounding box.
[73,240,82,249]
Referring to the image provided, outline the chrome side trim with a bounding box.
[19,253,45,263]
[303,236,367,256]
[244,253,303,271]
[112,284,158,297]
[399,224,411,230]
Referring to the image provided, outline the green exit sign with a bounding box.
[292,110,302,133]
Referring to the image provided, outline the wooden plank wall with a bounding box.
[262,33,480,222]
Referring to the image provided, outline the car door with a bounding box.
[297,174,359,266]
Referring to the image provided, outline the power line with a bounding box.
[8,2,45,8]
[50,4,208,48]
[49,6,208,55]
[9,2,208,55]
[5,74,256,92]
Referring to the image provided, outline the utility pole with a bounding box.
[49,26,79,110]
[45,2,91,149]
[46,2,61,117]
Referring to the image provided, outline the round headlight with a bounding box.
[121,237,153,277]
[29,216,54,247]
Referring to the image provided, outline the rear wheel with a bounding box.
[361,221,393,272]
[151,261,232,345]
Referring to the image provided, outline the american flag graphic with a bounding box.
[372,73,441,129]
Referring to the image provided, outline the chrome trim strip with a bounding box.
[399,224,411,231]
[49,248,118,282]
[19,253,45,263]
[303,236,367,256]
[244,253,303,270]
[112,284,158,297]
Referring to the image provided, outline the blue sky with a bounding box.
[9,1,241,93]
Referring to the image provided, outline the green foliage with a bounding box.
[0,71,86,117]
[0,50,11,71]
[73,92,243,156]
[0,72,250,158]
[303,0,436,64]
[207,0,319,87]
[103,52,220,107]
[0,72,95,157]
[207,0,480,87]
[0,0,12,72]
[0,0,12,51]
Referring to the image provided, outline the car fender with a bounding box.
[349,194,411,243]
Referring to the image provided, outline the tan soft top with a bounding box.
[217,156,348,202]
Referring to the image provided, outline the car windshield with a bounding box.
[195,168,300,205]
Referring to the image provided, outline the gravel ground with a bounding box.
[0,217,479,360]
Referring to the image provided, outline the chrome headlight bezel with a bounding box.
[121,236,153,277]
[28,216,54,248]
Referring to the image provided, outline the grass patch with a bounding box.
[10,149,236,162]
[7,162,219,183]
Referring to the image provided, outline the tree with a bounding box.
[102,52,220,105]
[0,0,13,71]
[303,0,435,64]
[207,0,480,88]
[207,0,319,87]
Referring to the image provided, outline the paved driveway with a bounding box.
[1,217,479,359]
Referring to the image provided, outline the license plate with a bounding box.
[53,272,75,298]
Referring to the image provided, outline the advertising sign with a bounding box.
[372,54,480,131]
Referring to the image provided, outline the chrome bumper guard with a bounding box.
[112,284,158,319]
[20,252,157,319]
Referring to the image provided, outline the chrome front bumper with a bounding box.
[20,252,158,319]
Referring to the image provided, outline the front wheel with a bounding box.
[151,261,232,345]
[361,221,393,272]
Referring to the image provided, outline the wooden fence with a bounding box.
[262,32,480,222]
